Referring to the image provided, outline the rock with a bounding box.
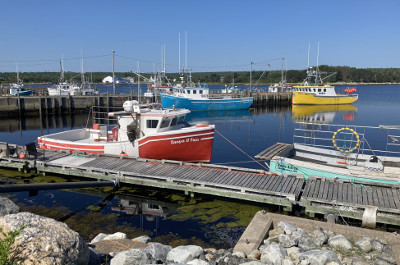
[103,232,127,240]
[375,254,396,265]
[205,253,214,261]
[310,230,328,246]
[0,196,19,216]
[90,233,108,244]
[288,252,300,264]
[260,243,287,265]
[279,234,298,248]
[351,256,367,265]
[278,221,298,234]
[90,239,147,254]
[283,258,295,265]
[239,261,264,265]
[233,251,246,259]
[143,242,172,263]
[187,259,210,265]
[325,262,340,265]
[132,235,151,243]
[88,247,101,265]
[354,237,372,253]
[0,212,89,265]
[299,250,340,265]
[372,240,384,252]
[268,227,285,240]
[110,249,148,265]
[247,249,261,260]
[166,245,203,264]
[328,234,352,250]
[204,248,217,253]
[298,237,318,251]
[286,246,300,256]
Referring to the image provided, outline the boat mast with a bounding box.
[281,57,284,83]
[81,50,85,89]
[137,60,140,104]
[112,50,116,95]
[59,59,64,82]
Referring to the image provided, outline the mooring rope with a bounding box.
[214,129,269,171]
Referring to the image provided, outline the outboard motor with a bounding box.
[123,100,140,113]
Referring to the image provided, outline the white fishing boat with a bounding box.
[268,57,293,93]
[38,100,215,162]
[9,64,32,96]
[257,123,400,185]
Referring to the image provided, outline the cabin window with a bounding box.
[199,90,203,94]
[313,89,316,92]
[146,120,159,128]
[171,117,178,126]
[186,90,190,94]
[324,89,326,92]
[148,204,160,210]
[178,116,185,124]
[193,90,197,94]
[160,118,171,128]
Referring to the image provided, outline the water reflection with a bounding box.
[291,104,357,124]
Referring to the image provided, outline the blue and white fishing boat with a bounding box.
[160,81,253,111]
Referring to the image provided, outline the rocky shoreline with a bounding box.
[0,196,398,265]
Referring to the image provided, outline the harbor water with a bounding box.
[0,84,399,248]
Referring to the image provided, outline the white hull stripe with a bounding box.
[41,142,104,152]
[138,132,214,147]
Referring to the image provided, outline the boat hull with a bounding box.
[160,93,253,111]
[138,127,214,162]
[38,126,215,162]
[292,92,358,105]
[269,159,400,185]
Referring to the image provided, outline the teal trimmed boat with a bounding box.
[261,123,400,186]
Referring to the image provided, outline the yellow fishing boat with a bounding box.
[292,67,358,105]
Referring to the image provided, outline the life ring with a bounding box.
[188,82,195,88]
[332,127,360,153]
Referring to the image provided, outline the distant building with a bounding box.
[102,76,132,84]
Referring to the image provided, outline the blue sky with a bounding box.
[1,0,399,73]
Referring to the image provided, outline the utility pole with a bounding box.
[112,50,116,95]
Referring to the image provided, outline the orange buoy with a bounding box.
[18,153,26,159]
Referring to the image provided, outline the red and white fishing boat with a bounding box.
[37,101,215,162]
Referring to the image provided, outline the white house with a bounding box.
[102,76,132,84]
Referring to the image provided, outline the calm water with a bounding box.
[1,84,399,247]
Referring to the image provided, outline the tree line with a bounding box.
[1,66,400,84]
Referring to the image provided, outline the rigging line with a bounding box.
[214,129,269,171]
[0,54,110,63]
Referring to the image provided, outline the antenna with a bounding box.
[307,43,310,68]
[137,60,140,104]
[164,43,166,73]
[185,31,188,70]
[317,41,320,69]
[178,33,181,73]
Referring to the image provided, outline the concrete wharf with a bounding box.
[0,142,399,228]
[0,92,292,116]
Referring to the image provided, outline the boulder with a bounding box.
[268,227,284,240]
[110,249,148,265]
[233,251,246,259]
[187,259,210,265]
[328,234,352,250]
[247,249,261,260]
[299,250,341,265]
[103,232,127,241]
[298,237,318,251]
[143,242,172,263]
[310,230,328,246]
[0,212,89,265]
[277,221,298,235]
[239,261,265,265]
[372,240,384,252]
[166,245,203,264]
[90,233,108,244]
[0,196,19,216]
[260,243,287,265]
[354,237,372,253]
[132,235,151,243]
[278,234,298,248]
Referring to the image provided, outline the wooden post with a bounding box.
[106,92,109,112]
[38,95,43,135]
[17,90,21,117]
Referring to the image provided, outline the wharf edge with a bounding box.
[0,143,399,229]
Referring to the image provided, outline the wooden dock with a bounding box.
[1,143,400,227]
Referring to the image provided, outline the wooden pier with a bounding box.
[0,143,399,227]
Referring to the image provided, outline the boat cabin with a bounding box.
[293,85,338,96]
[172,83,209,99]
[108,101,191,142]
